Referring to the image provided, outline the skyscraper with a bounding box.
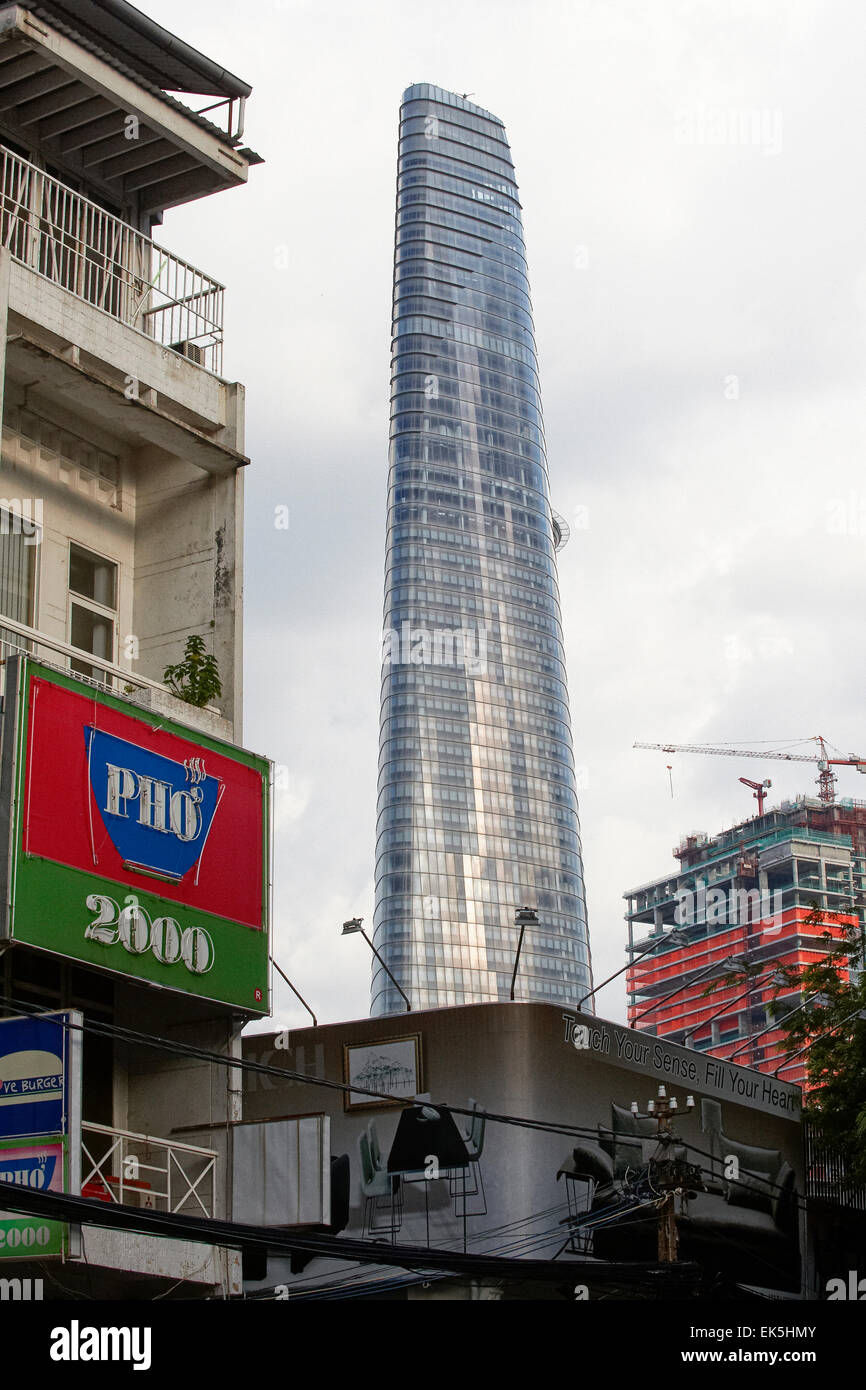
[372,84,592,1015]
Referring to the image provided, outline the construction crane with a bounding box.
[739,776,772,815]
[634,737,866,806]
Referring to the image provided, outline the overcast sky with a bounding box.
[140,0,866,1031]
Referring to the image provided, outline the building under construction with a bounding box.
[624,796,866,1085]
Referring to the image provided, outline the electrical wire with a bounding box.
[0,989,823,1295]
[0,981,822,1217]
[252,1198,579,1296]
[3,987,773,1147]
[3,1180,702,1294]
[247,1195,667,1300]
[249,1127,828,1300]
[0,985,820,1215]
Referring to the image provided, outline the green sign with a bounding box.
[1,659,271,1014]
[0,1213,64,1259]
[0,1136,68,1259]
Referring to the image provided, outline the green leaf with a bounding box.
[162,634,222,708]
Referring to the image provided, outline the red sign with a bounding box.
[23,676,264,930]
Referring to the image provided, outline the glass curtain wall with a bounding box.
[372,84,593,1014]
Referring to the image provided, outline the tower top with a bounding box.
[401,82,504,128]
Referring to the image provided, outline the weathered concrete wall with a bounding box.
[0,248,245,738]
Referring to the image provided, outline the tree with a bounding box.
[768,909,866,1184]
[163,634,222,708]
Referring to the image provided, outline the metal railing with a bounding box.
[627,826,857,907]
[757,826,855,851]
[805,1123,866,1213]
[81,1122,217,1217]
[0,620,221,729]
[0,617,172,706]
[188,94,246,142]
[0,145,224,373]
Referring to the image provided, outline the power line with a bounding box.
[0,989,756,1146]
[0,991,820,1259]
[248,1198,580,1297]
[0,989,818,1224]
[0,1181,702,1291]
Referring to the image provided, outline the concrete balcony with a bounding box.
[0,143,246,472]
[0,623,232,741]
[75,1121,235,1294]
[0,143,247,733]
[0,142,225,368]
[80,1121,217,1217]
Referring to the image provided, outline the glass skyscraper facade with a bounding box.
[372,84,593,1015]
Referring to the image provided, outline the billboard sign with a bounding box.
[0,1140,62,1189]
[242,1002,805,1297]
[0,1011,81,1260]
[0,1013,77,1141]
[0,659,270,1013]
[0,1139,66,1258]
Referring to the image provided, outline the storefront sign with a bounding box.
[0,659,270,1013]
[0,1012,81,1260]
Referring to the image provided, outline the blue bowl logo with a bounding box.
[85,727,223,883]
[0,1153,57,1189]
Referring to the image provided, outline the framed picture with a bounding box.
[343,1034,422,1110]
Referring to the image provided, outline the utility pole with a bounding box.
[631,1086,704,1263]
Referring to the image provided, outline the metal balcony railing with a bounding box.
[0,617,178,706]
[0,145,224,373]
[81,1122,217,1217]
[805,1123,866,1212]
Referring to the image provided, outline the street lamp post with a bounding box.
[341,917,412,1013]
[630,954,750,1029]
[576,929,690,1012]
[510,906,538,1000]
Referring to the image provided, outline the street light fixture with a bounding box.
[341,917,411,1013]
[576,928,690,1012]
[510,906,538,1000]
